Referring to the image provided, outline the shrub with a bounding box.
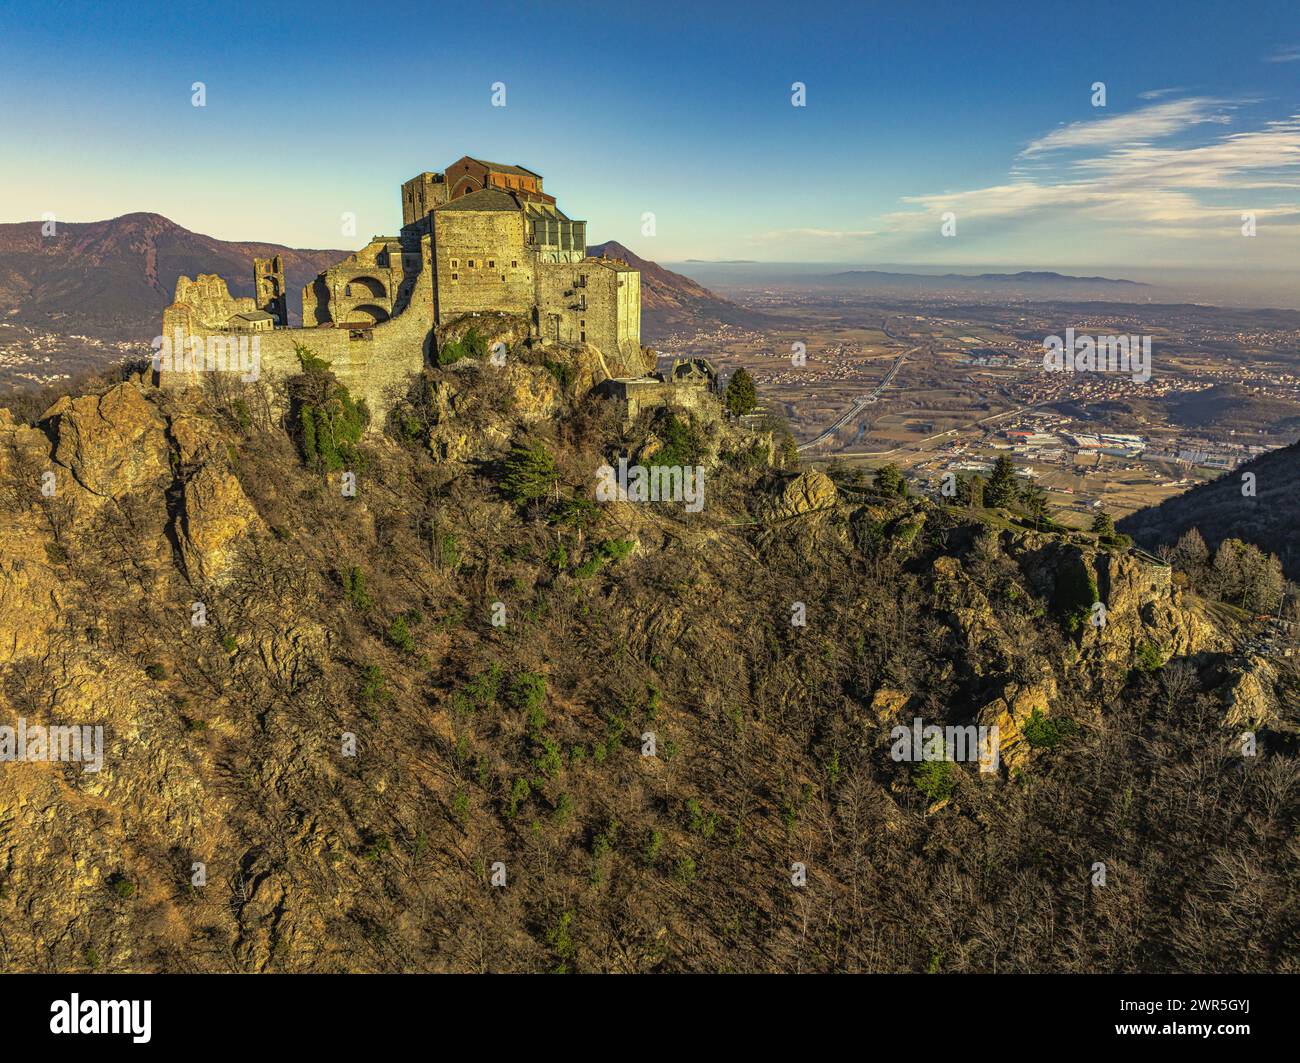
[544,359,573,389]
[686,799,718,838]
[549,497,599,530]
[437,329,485,366]
[345,567,373,610]
[506,777,531,818]
[461,665,503,711]
[652,411,704,467]
[359,665,390,716]
[288,346,369,472]
[546,910,576,971]
[452,792,470,830]
[1134,641,1167,673]
[510,671,547,716]
[600,539,635,562]
[388,615,415,654]
[1022,708,1079,749]
[575,538,636,579]
[913,759,956,802]
[534,736,563,778]
[674,856,697,883]
[553,792,575,825]
[461,328,487,360]
[644,829,663,866]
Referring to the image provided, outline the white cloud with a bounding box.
[882,102,1300,252]
[1265,44,1300,63]
[1073,115,1300,190]
[1020,97,1232,157]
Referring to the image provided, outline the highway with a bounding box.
[796,345,919,452]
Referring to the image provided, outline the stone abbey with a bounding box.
[158,155,648,416]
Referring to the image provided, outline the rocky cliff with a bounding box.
[0,364,1295,974]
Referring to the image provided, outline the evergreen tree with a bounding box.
[986,455,1019,508]
[724,368,758,417]
[501,441,559,503]
[875,463,907,497]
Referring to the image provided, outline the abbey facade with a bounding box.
[158,156,645,416]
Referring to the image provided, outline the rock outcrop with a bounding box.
[45,383,169,499]
[765,470,838,522]
[176,461,260,585]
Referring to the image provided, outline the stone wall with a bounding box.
[401,172,448,228]
[301,237,421,327]
[167,275,256,331]
[159,237,435,427]
[533,260,643,376]
[603,374,717,426]
[432,209,533,322]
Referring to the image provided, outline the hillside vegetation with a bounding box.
[1121,438,1300,582]
[0,344,1296,973]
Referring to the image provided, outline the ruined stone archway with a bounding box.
[343,304,390,325]
[343,276,386,299]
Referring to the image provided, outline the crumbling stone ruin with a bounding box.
[602,357,720,426]
[157,155,658,420]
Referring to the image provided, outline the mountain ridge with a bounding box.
[0,213,351,334]
[825,268,1146,286]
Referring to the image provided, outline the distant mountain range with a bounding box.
[0,215,752,359]
[824,269,1146,288]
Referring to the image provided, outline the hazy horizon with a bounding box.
[665,261,1300,311]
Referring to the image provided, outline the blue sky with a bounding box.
[2,0,1297,271]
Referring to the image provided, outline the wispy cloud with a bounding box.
[1265,44,1300,63]
[1020,97,1232,157]
[1138,87,1185,100]
[884,100,1300,248]
[1071,115,1300,190]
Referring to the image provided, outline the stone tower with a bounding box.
[253,255,287,325]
